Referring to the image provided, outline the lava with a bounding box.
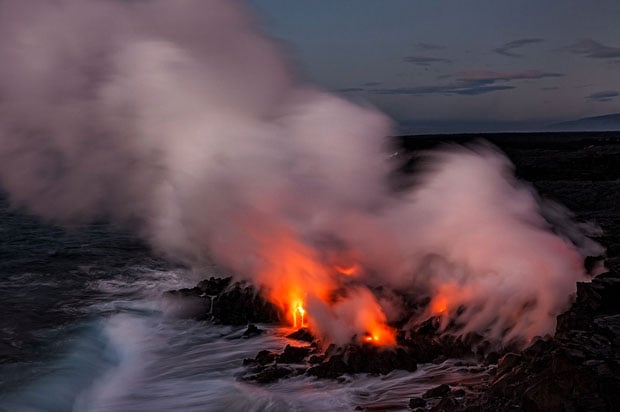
[253,231,395,346]
[293,301,306,328]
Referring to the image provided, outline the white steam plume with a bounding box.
[0,0,598,347]
[373,145,600,344]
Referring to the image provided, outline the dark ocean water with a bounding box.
[0,196,485,412]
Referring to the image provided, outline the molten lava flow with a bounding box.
[362,318,396,346]
[253,231,396,346]
[293,300,306,328]
[363,328,392,344]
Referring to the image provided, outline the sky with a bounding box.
[249,0,620,133]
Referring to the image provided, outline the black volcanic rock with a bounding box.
[286,328,315,342]
[308,354,324,364]
[244,365,296,384]
[242,324,263,338]
[211,282,280,325]
[305,353,348,379]
[423,384,451,399]
[307,344,417,378]
[255,350,276,365]
[277,345,311,364]
[408,397,426,409]
[461,271,620,411]
[429,395,458,412]
[399,320,477,364]
[245,342,419,382]
[197,276,232,295]
[165,277,281,325]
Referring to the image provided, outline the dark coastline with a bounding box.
[172,131,620,410]
[395,131,620,411]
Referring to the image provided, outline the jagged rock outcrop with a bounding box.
[457,272,620,411]
[165,276,281,325]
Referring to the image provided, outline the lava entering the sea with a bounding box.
[254,232,395,346]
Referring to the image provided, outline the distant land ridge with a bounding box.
[548,113,620,131]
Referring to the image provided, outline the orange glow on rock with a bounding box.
[431,295,449,314]
[362,323,396,346]
[252,230,395,347]
[429,283,464,316]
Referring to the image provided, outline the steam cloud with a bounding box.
[0,0,601,347]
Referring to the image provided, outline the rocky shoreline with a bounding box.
[165,135,620,410]
[457,270,620,411]
[165,268,620,411]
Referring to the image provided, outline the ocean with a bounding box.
[0,196,486,411]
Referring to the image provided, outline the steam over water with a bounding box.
[0,0,599,349]
[0,206,488,411]
[0,0,603,409]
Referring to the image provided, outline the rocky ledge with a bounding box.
[165,270,620,411]
[164,276,280,325]
[448,271,620,412]
[241,341,418,383]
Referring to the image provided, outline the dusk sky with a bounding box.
[250,0,620,133]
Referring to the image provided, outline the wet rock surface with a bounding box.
[165,276,281,325]
[408,397,426,409]
[242,365,296,384]
[241,324,264,338]
[239,320,488,383]
[286,327,314,342]
[242,340,419,383]
[397,317,479,364]
[307,344,418,378]
[407,384,470,411]
[423,384,451,399]
[454,272,620,412]
[278,344,311,364]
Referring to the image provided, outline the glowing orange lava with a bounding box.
[362,323,396,346]
[431,295,448,314]
[292,300,306,328]
[253,231,395,346]
[335,263,359,276]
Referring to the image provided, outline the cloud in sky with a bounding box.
[371,84,515,96]
[457,70,564,83]
[494,38,544,57]
[336,87,365,93]
[586,90,619,102]
[402,55,451,66]
[416,42,446,50]
[369,70,563,97]
[363,81,382,87]
[567,38,620,58]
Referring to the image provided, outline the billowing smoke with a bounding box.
[0,0,600,348]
